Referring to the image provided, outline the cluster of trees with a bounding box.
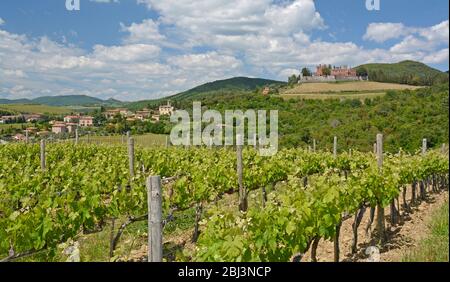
[183,83,449,153]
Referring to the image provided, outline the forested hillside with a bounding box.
[356,60,449,86]
[173,83,449,153]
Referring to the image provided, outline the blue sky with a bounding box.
[0,0,448,101]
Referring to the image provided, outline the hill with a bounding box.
[170,77,285,100]
[126,77,285,110]
[355,60,449,86]
[198,83,449,153]
[0,95,124,107]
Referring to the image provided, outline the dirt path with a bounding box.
[301,189,448,262]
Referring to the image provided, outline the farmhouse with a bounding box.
[66,123,78,133]
[79,116,94,127]
[24,114,43,123]
[104,108,131,119]
[64,115,80,123]
[159,101,174,116]
[135,109,152,119]
[52,123,68,134]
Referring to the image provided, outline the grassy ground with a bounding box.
[282,81,422,95]
[281,91,387,100]
[402,201,449,262]
[0,104,73,114]
[78,133,168,147]
[0,123,33,129]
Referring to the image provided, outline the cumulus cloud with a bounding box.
[137,0,324,45]
[364,20,449,47]
[120,19,165,44]
[0,18,4,26]
[0,26,243,101]
[363,23,411,43]
[0,2,448,101]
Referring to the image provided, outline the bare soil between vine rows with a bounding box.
[124,187,448,262]
[302,189,448,262]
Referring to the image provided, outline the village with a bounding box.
[0,101,175,142]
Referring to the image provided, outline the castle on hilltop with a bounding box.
[299,64,367,83]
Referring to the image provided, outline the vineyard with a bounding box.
[0,137,448,262]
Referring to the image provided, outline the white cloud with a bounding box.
[120,19,165,44]
[363,23,410,43]
[364,20,449,46]
[0,2,448,101]
[92,44,161,62]
[419,20,449,43]
[0,18,4,26]
[137,0,324,47]
[423,48,449,64]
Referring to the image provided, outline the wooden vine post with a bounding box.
[420,139,427,200]
[333,136,337,158]
[313,139,316,152]
[236,134,247,212]
[332,136,341,261]
[128,137,135,178]
[376,133,387,244]
[25,130,29,144]
[40,139,46,171]
[147,176,162,262]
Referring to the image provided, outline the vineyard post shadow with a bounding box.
[147,176,162,262]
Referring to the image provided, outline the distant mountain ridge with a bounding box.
[170,76,285,100]
[126,76,285,109]
[1,62,446,109]
[0,95,124,107]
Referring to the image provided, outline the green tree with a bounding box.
[301,67,312,77]
[288,74,299,86]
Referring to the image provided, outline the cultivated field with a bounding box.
[281,81,423,100]
[0,104,73,115]
[0,123,33,130]
[281,92,388,100]
[284,81,422,94]
[78,133,168,147]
